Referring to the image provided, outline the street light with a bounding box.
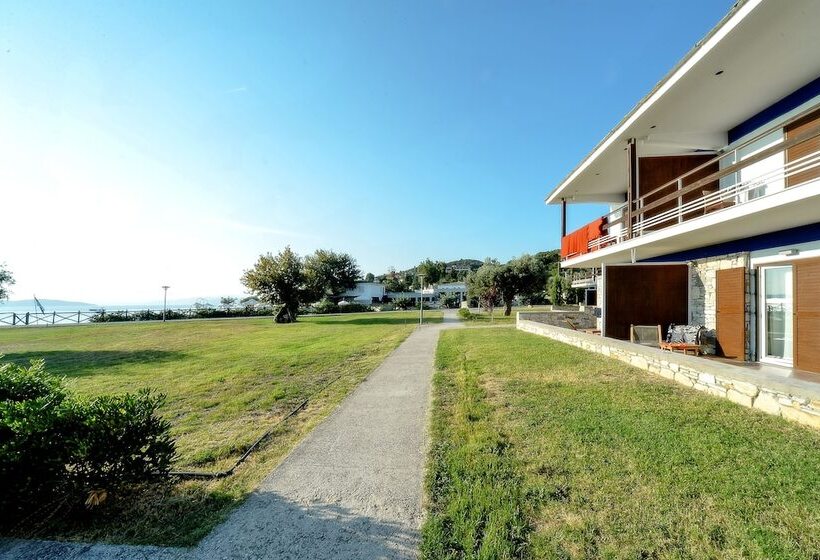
[162,286,170,322]
[417,274,425,325]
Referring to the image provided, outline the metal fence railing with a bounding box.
[0,307,275,328]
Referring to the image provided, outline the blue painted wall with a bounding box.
[641,222,820,263]
[728,76,820,144]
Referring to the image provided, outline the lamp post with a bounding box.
[417,274,425,325]
[162,286,170,322]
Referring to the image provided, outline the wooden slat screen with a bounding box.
[794,257,820,373]
[716,268,746,360]
[638,155,719,231]
[603,264,689,340]
[785,109,820,188]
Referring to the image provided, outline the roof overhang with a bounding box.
[546,0,820,205]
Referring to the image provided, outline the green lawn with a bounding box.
[0,311,439,546]
[422,327,820,560]
[460,305,552,325]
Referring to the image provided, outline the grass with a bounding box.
[0,310,440,546]
[460,305,552,325]
[422,327,820,559]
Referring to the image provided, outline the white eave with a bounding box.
[545,0,820,205]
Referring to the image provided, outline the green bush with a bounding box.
[457,308,474,321]
[338,303,371,313]
[440,295,461,309]
[393,298,415,310]
[0,358,175,521]
[313,298,340,314]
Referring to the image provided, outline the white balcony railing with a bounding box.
[579,108,820,256]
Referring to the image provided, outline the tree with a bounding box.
[241,247,305,321]
[547,262,563,305]
[364,273,375,282]
[467,262,502,317]
[546,263,582,305]
[495,264,520,317]
[0,264,14,301]
[384,276,407,293]
[303,249,361,303]
[414,259,447,287]
[219,297,237,310]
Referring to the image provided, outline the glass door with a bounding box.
[759,265,794,365]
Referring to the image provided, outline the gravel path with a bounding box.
[0,311,461,560]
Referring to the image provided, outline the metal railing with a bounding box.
[568,105,820,258]
[0,311,98,327]
[0,307,275,328]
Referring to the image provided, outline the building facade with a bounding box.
[548,0,820,374]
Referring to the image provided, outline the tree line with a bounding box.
[466,252,584,316]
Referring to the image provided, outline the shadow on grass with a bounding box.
[0,350,186,378]
[0,485,419,556]
[303,316,441,326]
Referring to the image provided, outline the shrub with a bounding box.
[393,298,415,310]
[67,389,175,491]
[457,308,474,321]
[338,303,370,313]
[313,298,340,314]
[0,358,175,521]
[440,295,461,309]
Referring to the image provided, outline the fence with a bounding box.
[0,307,275,328]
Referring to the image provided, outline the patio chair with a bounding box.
[660,324,705,355]
[630,324,662,348]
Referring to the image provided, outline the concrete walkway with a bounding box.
[0,311,461,560]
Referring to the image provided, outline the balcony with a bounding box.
[560,112,820,264]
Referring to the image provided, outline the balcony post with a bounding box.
[561,198,567,238]
[626,138,637,239]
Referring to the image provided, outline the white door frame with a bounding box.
[758,264,794,366]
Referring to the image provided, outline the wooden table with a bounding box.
[660,342,702,356]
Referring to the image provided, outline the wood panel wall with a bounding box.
[638,155,719,230]
[795,257,820,373]
[785,109,820,188]
[716,268,746,360]
[604,264,689,340]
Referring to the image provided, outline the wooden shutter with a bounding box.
[794,258,820,373]
[716,268,745,360]
[785,110,820,188]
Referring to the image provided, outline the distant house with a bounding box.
[547,0,820,373]
[386,287,436,305]
[341,282,386,305]
[435,282,467,303]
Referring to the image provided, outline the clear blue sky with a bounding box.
[0,0,732,303]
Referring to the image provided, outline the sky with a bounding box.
[0,0,732,304]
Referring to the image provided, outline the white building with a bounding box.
[341,282,386,305]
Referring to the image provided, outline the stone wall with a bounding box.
[518,310,597,330]
[517,316,820,430]
[688,252,754,359]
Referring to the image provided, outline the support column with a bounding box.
[561,198,567,238]
[626,139,637,239]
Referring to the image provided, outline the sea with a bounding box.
[0,297,226,314]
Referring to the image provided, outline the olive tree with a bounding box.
[467,261,502,316]
[303,249,360,302]
[241,247,305,321]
